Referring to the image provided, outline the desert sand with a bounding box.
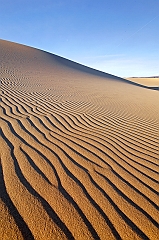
[127,77,159,88]
[0,39,159,240]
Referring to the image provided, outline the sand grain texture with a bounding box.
[0,39,159,240]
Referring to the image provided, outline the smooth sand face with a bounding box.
[127,77,159,87]
[0,39,159,240]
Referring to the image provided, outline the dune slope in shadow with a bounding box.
[0,39,159,240]
[127,77,159,89]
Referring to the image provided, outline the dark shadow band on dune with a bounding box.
[45,52,159,91]
[1,39,158,91]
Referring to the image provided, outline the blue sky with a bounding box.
[0,0,158,77]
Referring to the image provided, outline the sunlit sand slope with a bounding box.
[127,77,159,88]
[0,39,159,240]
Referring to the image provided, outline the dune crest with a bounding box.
[0,39,159,240]
[127,77,159,89]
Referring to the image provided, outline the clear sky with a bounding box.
[0,0,158,77]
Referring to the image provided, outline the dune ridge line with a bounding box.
[0,39,159,240]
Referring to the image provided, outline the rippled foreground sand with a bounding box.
[0,39,159,240]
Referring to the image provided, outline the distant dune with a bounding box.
[0,39,159,240]
[127,77,159,88]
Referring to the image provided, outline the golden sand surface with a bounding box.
[127,77,159,88]
[0,39,159,240]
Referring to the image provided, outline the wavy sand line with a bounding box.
[1,39,159,240]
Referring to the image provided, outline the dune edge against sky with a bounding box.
[0,39,159,240]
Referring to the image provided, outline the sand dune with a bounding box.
[0,39,159,240]
[127,77,159,89]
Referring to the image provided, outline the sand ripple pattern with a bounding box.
[0,40,159,240]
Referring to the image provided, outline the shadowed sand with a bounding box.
[0,39,159,240]
[127,77,159,89]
